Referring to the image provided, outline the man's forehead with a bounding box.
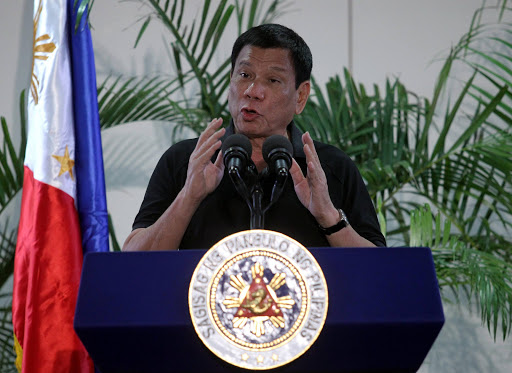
[235,46,293,70]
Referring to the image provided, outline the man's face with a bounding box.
[228,46,310,140]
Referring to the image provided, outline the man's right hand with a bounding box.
[122,118,225,252]
[183,118,226,205]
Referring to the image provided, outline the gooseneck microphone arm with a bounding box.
[264,171,288,214]
[228,167,251,203]
[229,166,263,229]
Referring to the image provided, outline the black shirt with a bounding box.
[133,122,386,249]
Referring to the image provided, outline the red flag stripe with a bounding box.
[13,167,92,373]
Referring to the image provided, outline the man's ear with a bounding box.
[295,80,311,115]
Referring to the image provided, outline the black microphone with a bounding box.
[222,134,256,226]
[262,135,293,176]
[221,134,252,174]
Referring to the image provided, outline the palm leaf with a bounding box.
[410,204,512,341]
[108,213,121,252]
[0,91,26,215]
[73,0,95,31]
[125,0,291,128]
[0,91,25,373]
[98,76,187,129]
[296,3,512,339]
[0,295,15,373]
[0,225,16,290]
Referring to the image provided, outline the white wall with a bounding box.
[1,0,511,371]
[0,1,33,137]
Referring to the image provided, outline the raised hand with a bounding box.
[183,118,226,205]
[289,132,339,227]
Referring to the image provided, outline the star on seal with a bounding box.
[223,262,295,337]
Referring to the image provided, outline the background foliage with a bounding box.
[0,0,511,371]
[294,2,512,339]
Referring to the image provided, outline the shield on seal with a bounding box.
[189,230,328,370]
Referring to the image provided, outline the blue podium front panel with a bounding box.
[74,247,444,373]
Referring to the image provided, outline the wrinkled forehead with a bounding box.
[233,46,294,73]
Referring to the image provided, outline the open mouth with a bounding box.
[241,108,260,120]
[242,108,258,115]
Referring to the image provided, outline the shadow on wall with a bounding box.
[102,120,195,189]
[419,300,512,373]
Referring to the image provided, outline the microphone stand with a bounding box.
[264,169,288,214]
[227,164,288,231]
[250,183,264,229]
[227,166,264,229]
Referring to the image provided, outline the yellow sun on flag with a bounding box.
[31,0,57,104]
[52,145,75,180]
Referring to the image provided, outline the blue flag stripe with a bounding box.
[68,1,109,254]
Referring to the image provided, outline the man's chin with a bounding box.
[234,120,261,134]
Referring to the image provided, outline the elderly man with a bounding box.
[123,24,386,252]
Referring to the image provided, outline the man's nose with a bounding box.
[244,82,264,100]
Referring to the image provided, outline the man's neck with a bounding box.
[249,129,291,172]
[249,137,266,172]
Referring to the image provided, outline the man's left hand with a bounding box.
[289,132,339,228]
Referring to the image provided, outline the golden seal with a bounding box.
[189,230,328,370]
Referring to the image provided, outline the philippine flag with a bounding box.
[12,0,108,372]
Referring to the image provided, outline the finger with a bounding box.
[302,133,327,184]
[199,125,225,153]
[192,134,224,166]
[195,118,224,149]
[302,132,321,164]
[204,117,224,135]
[289,158,306,186]
[214,148,225,170]
[302,131,314,146]
[290,159,311,208]
[191,124,225,162]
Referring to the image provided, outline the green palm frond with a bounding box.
[0,225,16,290]
[133,0,237,119]
[0,294,15,373]
[73,0,95,31]
[0,91,25,373]
[233,0,294,34]
[122,0,291,130]
[0,225,16,372]
[98,76,188,128]
[108,213,121,252]
[297,4,512,340]
[0,91,26,216]
[411,204,512,341]
[297,20,512,245]
[0,229,15,371]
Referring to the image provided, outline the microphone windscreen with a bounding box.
[262,135,293,164]
[221,134,252,157]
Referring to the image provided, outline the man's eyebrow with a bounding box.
[237,60,288,72]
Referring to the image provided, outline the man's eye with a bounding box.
[270,79,280,83]
[240,72,249,78]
